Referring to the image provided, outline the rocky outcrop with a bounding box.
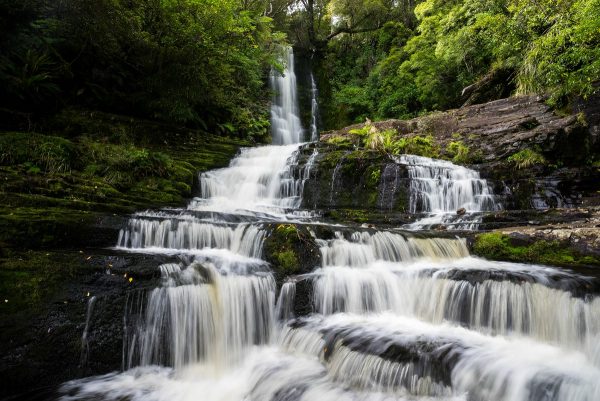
[297,144,410,214]
[322,95,598,165]
[470,209,600,269]
[311,95,600,215]
[0,249,167,398]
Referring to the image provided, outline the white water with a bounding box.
[61,48,600,401]
[309,72,319,141]
[397,155,500,229]
[280,313,600,401]
[270,47,303,145]
[124,263,275,369]
[179,46,310,218]
[80,295,97,368]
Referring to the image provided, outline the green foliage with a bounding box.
[507,148,547,169]
[0,0,284,138]
[447,140,481,164]
[80,137,174,187]
[365,129,398,153]
[368,168,381,186]
[473,232,600,267]
[315,0,599,129]
[395,135,440,158]
[0,132,74,173]
[517,0,600,105]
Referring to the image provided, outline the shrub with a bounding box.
[78,137,173,187]
[395,135,440,158]
[365,129,398,153]
[507,148,546,169]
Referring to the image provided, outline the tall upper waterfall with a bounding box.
[270,47,303,145]
[309,72,320,141]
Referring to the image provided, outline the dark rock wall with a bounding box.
[299,144,410,213]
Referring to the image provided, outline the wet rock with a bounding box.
[470,216,600,270]
[299,144,410,212]
[0,249,166,398]
[456,208,466,216]
[322,95,598,165]
[263,223,321,288]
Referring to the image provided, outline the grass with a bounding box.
[0,132,75,173]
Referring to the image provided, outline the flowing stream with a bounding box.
[59,49,600,401]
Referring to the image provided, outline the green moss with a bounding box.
[275,250,299,275]
[472,232,600,267]
[0,117,249,249]
[327,209,370,223]
[263,224,302,276]
[390,135,440,158]
[319,150,349,170]
[324,135,355,148]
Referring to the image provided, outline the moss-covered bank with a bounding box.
[472,232,600,268]
[0,110,250,249]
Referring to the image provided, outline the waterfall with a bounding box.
[275,281,297,321]
[79,295,97,368]
[59,44,600,401]
[377,163,402,210]
[397,155,500,229]
[278,314,600,401]
[270,47,303,145]
[309,72,319,141]
[124,264,275,369]
[117,219,266,259]
[311,262,600,347]
[317,231,469,267]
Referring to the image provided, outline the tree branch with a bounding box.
[326,24,383,40]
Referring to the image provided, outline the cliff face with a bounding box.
[300,95,600,223]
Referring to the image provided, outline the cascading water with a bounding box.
[397,154,500,229]
[60,47,600,401]
[270,47,303,145]
[309,72,320,141]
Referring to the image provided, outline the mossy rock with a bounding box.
[472,232,600,268]
[299,143,411,214]
[0,248,166,398]
[263,223,321,285]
